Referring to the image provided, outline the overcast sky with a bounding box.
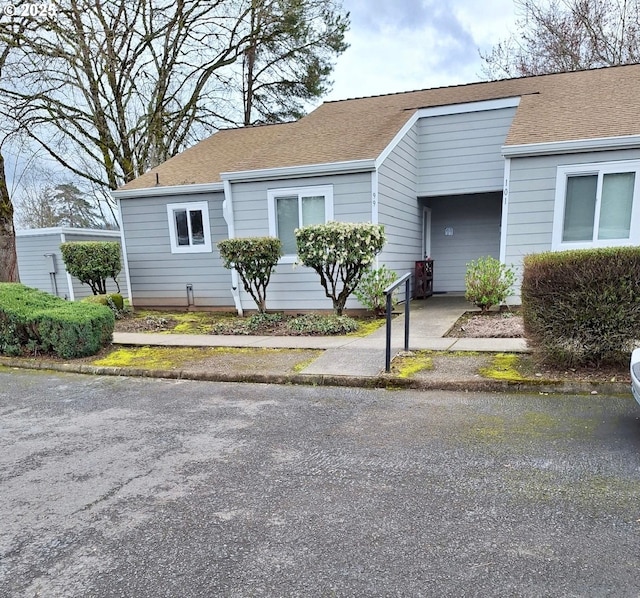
[323,0,518,102]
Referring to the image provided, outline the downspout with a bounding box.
[116,197,133,305]
[222,179,243,316]
[60,231,75,301]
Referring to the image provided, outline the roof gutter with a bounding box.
[111,182,224,200]
[502,134,640,157]
[16,227,122,238]
[221,159,376,183]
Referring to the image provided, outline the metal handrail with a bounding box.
[383,272,412,373]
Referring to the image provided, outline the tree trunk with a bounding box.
[0,151,18,282]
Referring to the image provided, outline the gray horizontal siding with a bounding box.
[417,107,516,196]
[426,193,502,293]
[505,149,640,281]
[16,233,67,298]
[16,229,127,300]
[63,232,127,299]
[377,123,421,301]
[230,173,372,311]
[120,191,232,308]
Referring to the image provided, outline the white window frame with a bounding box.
[267,185,334,263]
[552,160,640,250]
[166,201,212,254]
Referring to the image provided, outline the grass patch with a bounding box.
[92,346,241,369]
[292,356,319,373]
[392,351,434,378]
[349,318,385,337]
[91,346,322,375]
[479,352,527,381]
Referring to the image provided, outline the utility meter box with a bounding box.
[44,253,56,274]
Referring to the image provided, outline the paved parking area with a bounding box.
[1,368,639,597]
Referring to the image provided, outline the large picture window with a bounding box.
[268,185,333,259]
[167,201,212,253]
[553,161,640,249]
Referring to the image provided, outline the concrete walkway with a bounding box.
[112,295,528,378]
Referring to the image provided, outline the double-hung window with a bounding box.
[167,201,212,253]
[553,161,640,249]
[267,185,333,261]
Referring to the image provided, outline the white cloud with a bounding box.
[323,0,517,101]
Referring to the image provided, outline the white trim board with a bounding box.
[117,198,133,304]
[499,158,511,263]
[502,134,640,158]
[112,182,224,200]
[16,227,121,238]
[222,159,376,183]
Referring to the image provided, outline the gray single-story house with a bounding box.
[113,64,640,312]
[16,227,128,300]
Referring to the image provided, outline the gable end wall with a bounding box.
[417,107,516,196]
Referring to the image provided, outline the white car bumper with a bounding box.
[631,348,640,406]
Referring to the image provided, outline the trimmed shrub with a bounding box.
[217,237,282,313]
[521,247,640,366]
[82,293,125,316]
[60,241,122,295]
[465,256,516,312]
[354,265,398,315]
[0,283,114,358]
[295,222,386,315]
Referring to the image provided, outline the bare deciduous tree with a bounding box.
[481,0,640,79]
[3,0,348,190]
[0,0,348,272]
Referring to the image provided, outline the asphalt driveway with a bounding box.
[1,368,639,597]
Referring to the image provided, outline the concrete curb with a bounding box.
[0,356,631,396]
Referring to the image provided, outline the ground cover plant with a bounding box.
[115,309,383,337]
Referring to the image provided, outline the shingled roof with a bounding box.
[119,64,640,191]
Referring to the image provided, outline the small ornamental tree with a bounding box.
[295,222,386,315]
[217,237,282,313]
[60,241,122,295]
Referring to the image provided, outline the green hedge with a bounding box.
[521,247,640,366]
[0,283,114,358]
